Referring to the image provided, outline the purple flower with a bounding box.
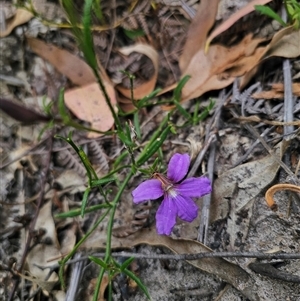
[132,153,212,235]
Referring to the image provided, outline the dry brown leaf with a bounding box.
[241,27,300,87]
[179,0,219,72]
[205,0,273,51]
[26,202,61,294]
[264,27,300,58]
[116,44,159,100]
[27,37,96,86]
[211,141,288,217]
[252,83,300,99]
[64,82,117,138]
[81,227,260,301]
[180,35,266,101]
[87,275,109,301]
[211,141,289,249]
[0,9,33,37]
[16,271,57,293]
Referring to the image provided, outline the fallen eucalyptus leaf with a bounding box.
[64,82,117,138]
[81,226,260,301]
[211,141,289,248]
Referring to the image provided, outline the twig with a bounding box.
[38,251,300,269]
[249,262,300,283]
[196,90,227,244]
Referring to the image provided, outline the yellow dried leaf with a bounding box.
[0,9,33,37]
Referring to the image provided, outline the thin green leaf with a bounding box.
[123,28,145,39]
[136,116,172,166]
[174,75,191,102]
[81,187,91,217]
[61,0,82,41]
[133,112,141,140]
[255,5,287,27]
[55,203,111,218]
[195,99,215,123]
[92,0,104,22]
[89,256,108,269]
[122,268,151,299]
[174,99,191,120]
[82,0,97,68]
[91,177,115,187]
[120,257,135,271]
[138,88,162,108]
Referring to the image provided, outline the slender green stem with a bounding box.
[59,208,110,288]
[92,170,134,300]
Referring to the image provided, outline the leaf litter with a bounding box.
[1,0,300,300]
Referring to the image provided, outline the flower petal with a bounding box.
[156,195,177,235]
[175,195,198,222]
[167,153,190,183]
[176,177,212,198]
[132,179,163,204]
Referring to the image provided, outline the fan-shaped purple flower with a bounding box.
[132,153,212,235]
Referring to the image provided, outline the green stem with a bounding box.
[59,208,110,288]
[92,170,134,300]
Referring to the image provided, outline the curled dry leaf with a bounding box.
[240,26,300,87]
[116,44,159,100]
[264,27,300,58]
[205,0,273,51]
[178,0,300,102]
[64,82,117,138]
[0,9,33,38]
[178,0,273,102]
[265,183,300,211]
[180,34,266,102]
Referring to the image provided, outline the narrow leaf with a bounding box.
[89,256,108,269]
[255,5,287,27]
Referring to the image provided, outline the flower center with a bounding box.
[153,173,178,197]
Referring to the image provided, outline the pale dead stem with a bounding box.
[265,183,300,211]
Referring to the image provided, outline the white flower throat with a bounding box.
[153,173,178,197]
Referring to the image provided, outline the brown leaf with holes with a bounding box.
[0,9,33,37]
[27,37,96,86]
[64,82,117,138]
